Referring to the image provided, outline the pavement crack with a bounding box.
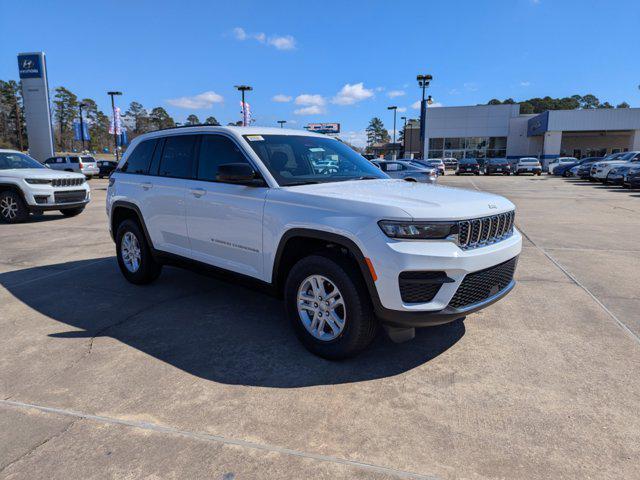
[0,418,78,474]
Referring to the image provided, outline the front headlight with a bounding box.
[25,178,52,185]
[378,220,456,240]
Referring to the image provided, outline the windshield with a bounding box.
[618,152,637,161]
[81,156,96,162]
[243,135,388,186]
[0,152,45,170]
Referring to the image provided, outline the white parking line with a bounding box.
[0,399,440,480]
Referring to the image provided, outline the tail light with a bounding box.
[79,162,84,169]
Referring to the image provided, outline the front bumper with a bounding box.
[23,182,91,209]
[367,229,522,325]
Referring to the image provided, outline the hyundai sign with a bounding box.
[16,52,54,161]
[18,54,42,79]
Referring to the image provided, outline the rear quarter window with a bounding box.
[120,139,157,174]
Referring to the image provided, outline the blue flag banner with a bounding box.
[73,122,90,141]
[117,130,129,146]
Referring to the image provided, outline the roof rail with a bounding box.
[152,123,221,132]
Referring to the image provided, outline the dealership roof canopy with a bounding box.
[527,108,640,136]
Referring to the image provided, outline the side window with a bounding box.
[121,139,157,174]
[70,157,80,164]
[158,135,197,179]
[44,158,54,164]
[386,163,401,172]
[197,135,250,181]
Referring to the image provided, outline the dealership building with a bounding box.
[403,104,640,167]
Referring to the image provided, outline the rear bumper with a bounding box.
[516,168,541,174]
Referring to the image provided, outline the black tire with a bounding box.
[455,172,460,176]
[0,190,29,224]
[115,219,162,285]
[284,253,377,360]
[60,207,85,217]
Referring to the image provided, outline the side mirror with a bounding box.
[217,163,263,186]
[44,163,50,169]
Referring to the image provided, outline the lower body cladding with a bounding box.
[369,230,522,330]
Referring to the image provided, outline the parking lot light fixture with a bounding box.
[416,74,433,159]
[234,85,253,126]
[277,120,287,128]
[107,91,122,161]
[387,106,398,157]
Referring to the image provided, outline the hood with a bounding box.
[284,179,514,220]
[597,160,628,167]
[0,168,85,180]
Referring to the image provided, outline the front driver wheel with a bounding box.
[284,254,377,360]
[0,191,28,223]
[116,219,162,284]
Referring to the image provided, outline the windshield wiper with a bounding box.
[283,180,321,186]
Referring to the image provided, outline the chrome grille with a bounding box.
[457,211,515,250]
[52,178,83,187]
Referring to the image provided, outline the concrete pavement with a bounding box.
[1,175,638,479]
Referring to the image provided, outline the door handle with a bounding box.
[190,188,206,198]
[141,182,153,190]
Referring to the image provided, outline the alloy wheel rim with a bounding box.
[121,231,142,273]
[297,274,346,341]
[0,196,18,220]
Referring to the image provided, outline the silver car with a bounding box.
[372,160,437,183]
[44,155,100,178]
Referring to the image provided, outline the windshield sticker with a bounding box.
[246,135,264,141]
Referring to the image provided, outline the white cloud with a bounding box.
[375,86,385,92]
[464,82,478,92]
[268,35,296,50]
[520,81,531,87]
[233,27,247,40]
[339,130,367,148]
[167,91,224,109]
[448,88,460,95]
[294,105,326,115]
[295,94,326,106]
[332,82,374,105]
[233,27,296,50]
[531,0,540,4]
[387,90,406,98]
[397,107,407,112]
[272,94,292,103]
[411,100,443,109]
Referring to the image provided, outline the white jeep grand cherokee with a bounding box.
[0,149,90,223]
[107,127,522,359]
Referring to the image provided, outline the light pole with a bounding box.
[277,120,287,128]
[416,74,433,159]
[234,85,253,126]
[387,106,397,159]
[401,116,407,157]
[107,91,122,161]
[78,102,87,152]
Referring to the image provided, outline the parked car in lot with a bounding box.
[413,159,445,175]
[372,160,437,183]
[624,165,640,188]
[456,158,480,175]
[0,149,90,223]
[443,157,458,170]
[576,155,621,180]
[44,155,100,178]
[107,126,521,359]
[553,157,602,177]
[97,160,118,178]
[513,158,542,175]
[605,164,634,186]
[484,158,511,175]
[547,157,578,175]
[591,151,640,182]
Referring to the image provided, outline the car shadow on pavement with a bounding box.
[0,257,465,388]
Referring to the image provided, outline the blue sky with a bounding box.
[2,0,639,146]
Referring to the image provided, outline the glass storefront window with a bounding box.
[429,138,444,150]
[426,136,508,160]
[444,138,463,149]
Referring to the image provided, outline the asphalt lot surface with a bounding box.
[1,174,639,479]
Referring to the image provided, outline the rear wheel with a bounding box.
[115,219,162,284]
[0,190,29,224]
[284,254,377,360]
